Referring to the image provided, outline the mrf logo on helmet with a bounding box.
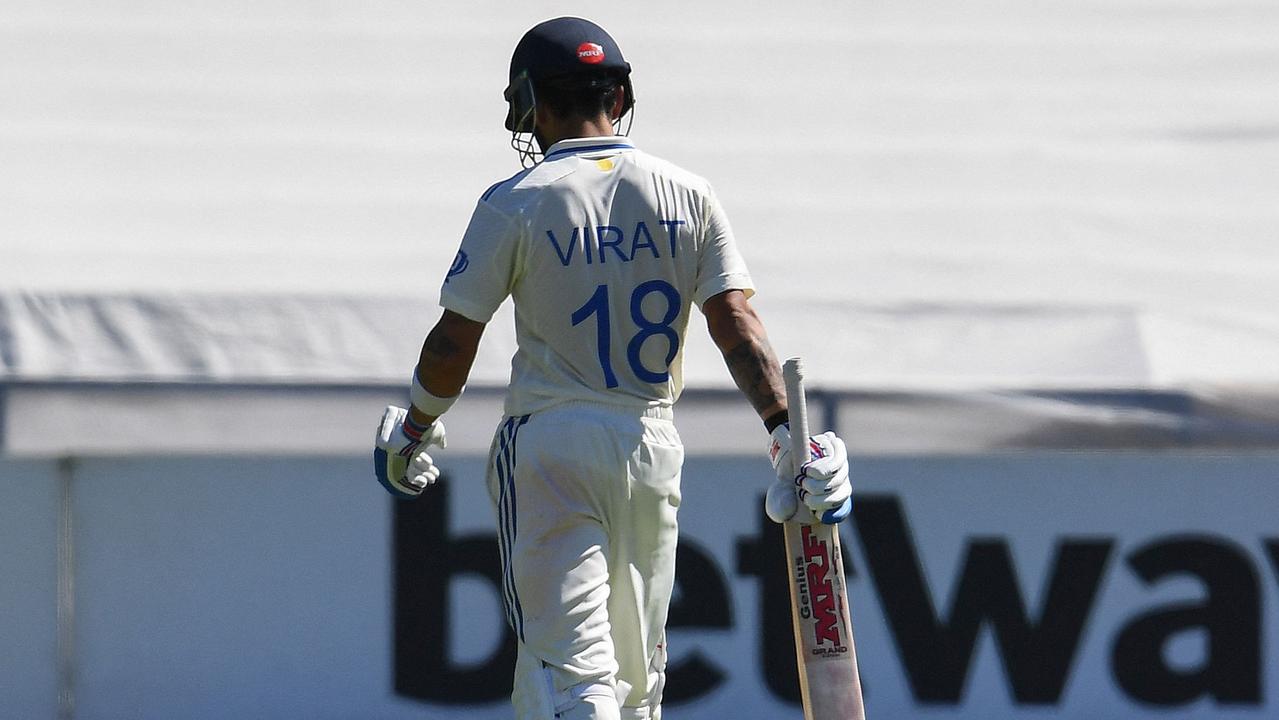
[576,42,605,63]
[503,16,635,133]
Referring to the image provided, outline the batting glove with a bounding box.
[766,424,852,525]
[374,405,447,499]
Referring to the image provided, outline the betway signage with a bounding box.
[393,454,1279,719]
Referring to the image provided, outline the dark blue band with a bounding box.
[545,142,632,159]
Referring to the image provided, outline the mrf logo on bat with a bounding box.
[796,525,848,656]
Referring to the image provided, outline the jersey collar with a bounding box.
[543,136,635,160]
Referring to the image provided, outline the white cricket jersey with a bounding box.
[440,136,754,416]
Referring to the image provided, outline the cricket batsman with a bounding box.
[374,17,853,720]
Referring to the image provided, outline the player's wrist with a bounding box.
[763,409,788,434]
[401,413,431,442]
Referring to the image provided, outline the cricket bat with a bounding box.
[782,357,866,719]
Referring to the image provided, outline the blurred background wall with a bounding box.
[3,1,1278,718]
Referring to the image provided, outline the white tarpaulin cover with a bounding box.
[2,0,1278,448]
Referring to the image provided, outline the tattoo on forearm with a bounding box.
[421,328,461,363]
[724,339,785,417]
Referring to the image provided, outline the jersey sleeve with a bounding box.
[693,188,755,308]
[439,200,522,323]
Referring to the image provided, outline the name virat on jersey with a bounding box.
[545,219,686,267]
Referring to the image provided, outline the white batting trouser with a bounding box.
[487,401,683,720]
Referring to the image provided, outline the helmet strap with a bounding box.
[613,100,635,138]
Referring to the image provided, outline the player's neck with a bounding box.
[535,114,616,151]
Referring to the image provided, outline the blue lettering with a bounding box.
[629,221,659,260]
[659,219,685,257]
[546,228,579,267]
[596,225,627,263]
[547,219,684,267]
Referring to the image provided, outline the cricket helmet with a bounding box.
[503,16,635,133]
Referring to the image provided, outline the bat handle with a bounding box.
[782,357,811,466]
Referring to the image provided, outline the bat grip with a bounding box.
[782,357,811,466]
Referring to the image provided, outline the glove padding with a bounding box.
[374,405,447,499]
[766,425,852,524]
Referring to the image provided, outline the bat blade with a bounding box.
[782,357,866,720]
[783,522,865,719]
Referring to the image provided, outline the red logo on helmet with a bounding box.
[577,42,605,64]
